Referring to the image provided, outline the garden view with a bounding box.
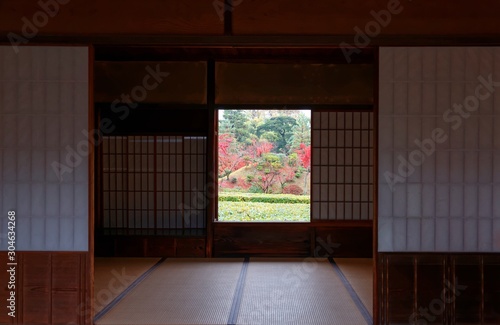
[218,110,311,222]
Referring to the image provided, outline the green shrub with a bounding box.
[219,192,309,204]
[248,185,264,193]
[218,201,310,222]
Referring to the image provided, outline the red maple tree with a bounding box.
[296,143,311,194]
[218,134,246,180]
[297,143,311,170]
[246,140,273,160]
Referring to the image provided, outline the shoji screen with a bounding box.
[101,135,207,229]
[311,110,374,220]
[379,47,500,252]
[0,46,89,251]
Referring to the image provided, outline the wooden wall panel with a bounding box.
[0,252,89,325]
[145,238,176,257]
[213,223,373,257]
[415,256,446,324]
[94,61,207,104]
[95,236,207,258]
[484,256,500,323]
[378,253,500,325]
[315,226,372,257]
[176,238,206,257]
[213,223,311,257]
[0,253,14,324]
[0,0,223,36]
[215,63,373,105]
[454,256,482,324]
[95,224,372,258]
[233,0,500,35]
[386,255,414,324]
[52,292,80,324]
[21,253,51,324]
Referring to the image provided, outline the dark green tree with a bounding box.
[222,110,252,144]
[257,116,297,153]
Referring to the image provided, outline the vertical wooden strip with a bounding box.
[310,109,315,220]
[451,255,456,323]
[373,47,380,325]
[325,112,330,221]
[125,136,129,229]
[413,256,418,320]
[114,137,118,228]
[154,136,158,229]
[141,136,144,229]
[481,255,485,324]
[206,60,215,256]
[181,136,185,229]
[88,45,95,325]
[49,254,53,323]
[17,252,23,325]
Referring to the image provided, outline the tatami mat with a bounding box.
[94,257,373,325]
[95,258,244,325]
[333,258,373,317]
[236,258,367,325]
[94,257,161,313]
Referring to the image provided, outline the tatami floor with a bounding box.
[93,257,373,325]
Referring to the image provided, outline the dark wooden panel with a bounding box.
[94,235,115,257]
[114,237,145,257]
[52,291,80,324]
[213,223,373,257]
[484,256,500,324]
[52,254,81,289]
[213,223,312,257]
[0,0,223,35]
[22,286,51,324]
[95,236,207,257]
[145,238,176,257]
[95,61,207,104]
[314,227,372,257]
[7,252,88,325]
[415,256,446,325]
[21,253,52,324]
[98,107,209,136]
[22,253,51,287]
[95,47,375,64]
[233,0,500,35]
[386,255,415,324]
[0,253,14,324]
[215,63,373,105]
[176,238,206,257]
[379,253,500,325]
[454,255,482,324]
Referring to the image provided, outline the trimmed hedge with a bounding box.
[218,201,310,222]
[219,192,310,204]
